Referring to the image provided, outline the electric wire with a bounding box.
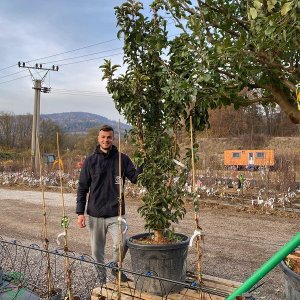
[51,88,108,94]
[0,52,123,85]
[45,87,111,98]
[0,29,178,88]
[0,74,31,85]
[0,51,122,85]
[0,64,17,72]
[25,38,119,63]
[0,69,27,80]
[0,38,119,73]
[0,29,178,85]
[49,92,111,98]
[0,31,177,74]
[57,52,123,67]
[39,48,122,65]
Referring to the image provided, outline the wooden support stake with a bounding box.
[117,120,122,299]
[189,116,202,283]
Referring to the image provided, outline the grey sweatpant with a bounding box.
[88,215,128,264]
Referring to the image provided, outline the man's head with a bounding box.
[98,125,114,153]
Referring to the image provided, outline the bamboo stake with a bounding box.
[117,120,123,299]
[36,134,54,297]
[189,116,202,283]
[56,132,73,300]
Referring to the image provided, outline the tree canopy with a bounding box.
[100,0,299,239]
[154,0,300,123]
[101,0,200,238]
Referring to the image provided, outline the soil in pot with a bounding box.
[127,233,189,296]
[285,250,300,275]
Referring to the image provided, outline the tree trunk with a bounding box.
[269,85,300,124]
[153,230,164,243]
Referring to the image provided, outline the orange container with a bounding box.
[224,150,275,168]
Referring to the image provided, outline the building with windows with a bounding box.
[224,150,275,170]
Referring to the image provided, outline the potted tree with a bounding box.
[280,249,300,300]
[101,0,208,295]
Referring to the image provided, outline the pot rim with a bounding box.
[279,260,300,280]
[126,232,190,250]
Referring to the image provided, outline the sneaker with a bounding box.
[110,262,128,282]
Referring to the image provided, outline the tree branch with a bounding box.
[197,0,249,32]
[267,84,300,124]
[281,79,296,93]
[238,96,273,106]
[255,52,299,74]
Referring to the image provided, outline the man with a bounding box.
[76,124,142,282]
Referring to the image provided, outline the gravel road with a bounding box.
[0,187,299,299]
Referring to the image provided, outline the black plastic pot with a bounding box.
[280,260,300,300]
[127,233,189,296]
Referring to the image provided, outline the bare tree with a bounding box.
[0,112,16,148]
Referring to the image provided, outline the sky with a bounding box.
[0,0,156,123]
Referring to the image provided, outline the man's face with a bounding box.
[98,130,114,152]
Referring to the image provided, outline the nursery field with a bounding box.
[0,187,299,300]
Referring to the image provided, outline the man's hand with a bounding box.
[77,215,86,228]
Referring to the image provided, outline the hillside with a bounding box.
[41,112,130,134]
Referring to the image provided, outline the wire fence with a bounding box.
[0,237,234,300]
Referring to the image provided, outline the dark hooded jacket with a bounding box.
[76,145,142,218]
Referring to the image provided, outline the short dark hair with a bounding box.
[99,124,114,133]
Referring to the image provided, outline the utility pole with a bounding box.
[18,62,59,175]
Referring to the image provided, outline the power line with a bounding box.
[0,38,119,73]
[0,64,18,72]
[40,48,122,65]
[0,74,31,85]
[0,31,180,74]
[0,51,121,85]
[50,91,111,98]
[0,30,179,85]
[0,32,179,73]
[51,88,109,95]
[57,52,123,67]
[25,38,119,63]
[0,69,26,80]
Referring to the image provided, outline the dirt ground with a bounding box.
[0,187,299,300]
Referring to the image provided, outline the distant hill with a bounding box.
[41,112,130,134]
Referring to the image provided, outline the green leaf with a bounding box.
[61,216,69,228]
[283,29,287,41]
[203,74,211,82]
[281,1,293,16]
[117,30,123,39]
[267,0,277,12]
[265,26,275,36]
[249,7,258,19]
[253,0,263,10]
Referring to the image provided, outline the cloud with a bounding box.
[0,0,152,122]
